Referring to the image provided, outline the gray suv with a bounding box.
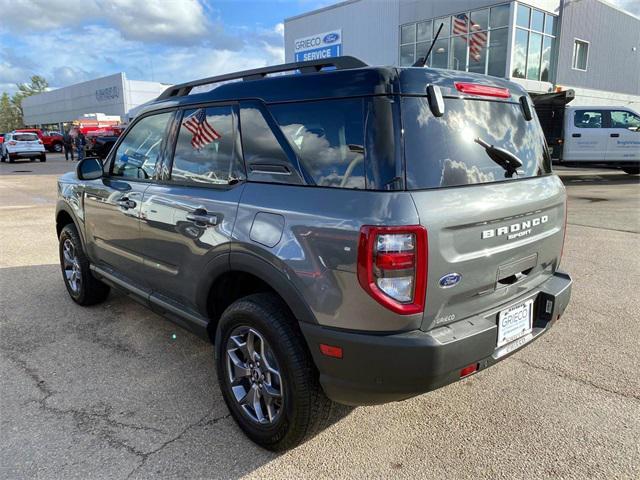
[56,57,572,450]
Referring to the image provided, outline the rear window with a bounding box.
[402,97,551,189]
[14,133,38,142]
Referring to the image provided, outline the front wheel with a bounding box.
[53,143,63,153]
[215,293,334,451]
[59,224,110,305]
[622,167,639,175]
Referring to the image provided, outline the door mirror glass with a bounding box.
[77,157,103,180]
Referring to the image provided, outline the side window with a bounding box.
[269,98,365,189]
[170,106,243,186]
[610,111,640,130]
[239,103,304,185]
[112,112,172,179]
[574,110,603,129]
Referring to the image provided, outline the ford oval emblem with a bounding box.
[323,33,339,44]
[439,273,462,288]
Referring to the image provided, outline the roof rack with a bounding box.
[156,56,368,101]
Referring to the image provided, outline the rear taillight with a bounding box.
[454,82,510,98]
[38,140,43,144]
[8,141,17,146]
[357,225,427,315]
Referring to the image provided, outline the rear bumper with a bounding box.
[8,151,45,158]
[301,270,572,406]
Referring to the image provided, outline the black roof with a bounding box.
[142,56,526,115]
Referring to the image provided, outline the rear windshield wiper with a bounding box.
[473,137,523,178]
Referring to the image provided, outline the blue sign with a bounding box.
[295,45,341,62]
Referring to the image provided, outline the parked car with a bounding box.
[56,56,572,450]
[1,131,46,162]
[16,128,64,153]
[534,91,640,174]
[86,135,119,159]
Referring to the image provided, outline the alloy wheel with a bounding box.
[62,239,81,295]
[225,326,284,425]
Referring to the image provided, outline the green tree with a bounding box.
[10,75,49,127]
[0,92,21,132]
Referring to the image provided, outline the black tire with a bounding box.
[39,154,46,162]
[622,167,639,175]
[9,156,14,163]
[59,223,110,305]
[53,143,63,153]
[215,293,334,451]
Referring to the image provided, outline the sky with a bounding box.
[1,0,639,96]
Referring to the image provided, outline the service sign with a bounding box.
[294,30,342,62]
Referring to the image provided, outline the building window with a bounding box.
[512,4,557,81]
[572,39,589,71]
[399,3,510,77]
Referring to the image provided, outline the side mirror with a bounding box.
[77,157,103,180]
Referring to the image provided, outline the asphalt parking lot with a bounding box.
[1,153,639,479]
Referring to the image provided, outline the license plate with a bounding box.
[497,299,534,348]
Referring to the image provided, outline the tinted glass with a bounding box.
[541,36,553,81]
[112,112,171,179]
[400,44,415,66]
[544,15,557,35]
[402,97,550,189]
[517,5,530,28]
[470,9,488,31]
[434,17,450,36]
[417,20,432,42]
[574,110,603,128]
[487,28,508,77]
[512,28,528,78]
[431,38,449,68]
[14,133,38,141]
[531,9,544,32]
[171,106,241,185]
[239,105,303,184]
[269,98,365,189]
[490,4,510,28]
[610,111,640,129]
[401,24,416,44]
[450,35,467,71]
[527,32,543,80]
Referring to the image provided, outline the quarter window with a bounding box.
[112,112,172,179]
[269,98,366,189]
[574,110,603,129]
[170,106,243,186]
[572,40,589,71]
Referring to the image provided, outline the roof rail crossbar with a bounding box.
[157,56,368,100]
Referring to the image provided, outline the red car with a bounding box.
[15,129,64,153]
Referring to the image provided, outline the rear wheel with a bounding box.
[39,154,46,162]
[59,224,110,305]
[53,143,63,153]
[622,167,639,175]
[215,293,334,451]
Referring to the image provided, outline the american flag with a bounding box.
[453,13,487,63]
[183,108,221,150]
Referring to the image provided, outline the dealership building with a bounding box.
[22,72,170,129]
[284,0,640,108]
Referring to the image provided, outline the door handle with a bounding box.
[117,198,137,209]
[610,133,620,138]
[186,210,219,226]
[572,133,581,138]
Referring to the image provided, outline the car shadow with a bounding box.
[0,264,353,479]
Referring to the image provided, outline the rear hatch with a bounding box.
[398,69,566,331]
[10,133,43,152]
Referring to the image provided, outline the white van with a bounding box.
[561,106,640,173]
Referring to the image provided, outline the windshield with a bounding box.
[402,97,551,189]
[14,133,38,142]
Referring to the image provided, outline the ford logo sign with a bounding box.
[439,273,462,288]
[323,33,340,44]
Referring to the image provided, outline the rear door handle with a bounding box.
[610,133,620,137]
[572,133,581,138]
[186,210,219,226]
[117,198,137,209]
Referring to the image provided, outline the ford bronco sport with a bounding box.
[56,56,572,450]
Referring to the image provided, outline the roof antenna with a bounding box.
[413,22,444,67]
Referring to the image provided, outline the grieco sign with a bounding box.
[294,30,342,62]
[95,86,119,102]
